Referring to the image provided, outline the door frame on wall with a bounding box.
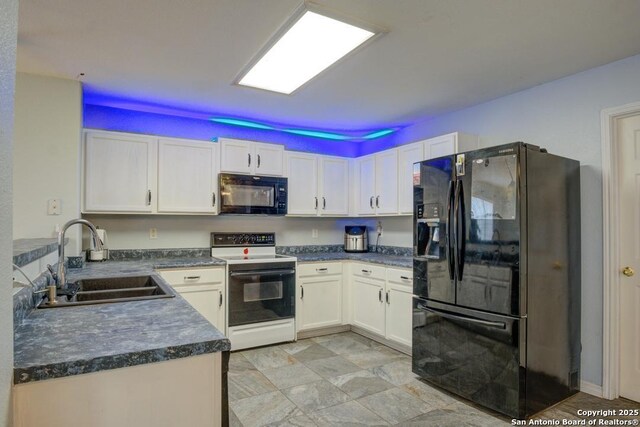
[601,100,640,400]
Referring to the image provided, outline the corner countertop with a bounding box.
[13,257,229,384]
[294,252,412,269]
[13,238,63,267]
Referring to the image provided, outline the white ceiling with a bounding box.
[17,0,640,131]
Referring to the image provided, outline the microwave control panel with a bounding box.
[211,232,275,247]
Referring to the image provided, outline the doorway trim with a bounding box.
[601,101,640,400]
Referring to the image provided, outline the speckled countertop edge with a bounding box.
[13,238,67,267]
[13,257,230,384]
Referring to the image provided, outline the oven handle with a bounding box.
[229,269,296,277]
[416,303,506,329]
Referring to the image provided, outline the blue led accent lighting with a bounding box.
[210,118,274,130]
[282,129,350,140]
[363,129,395,139]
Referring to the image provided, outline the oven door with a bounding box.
[228,262,295,326]
[219,173,287,215]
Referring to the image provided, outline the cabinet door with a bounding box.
[356,156,376,215]
[299,276,342,330]
[157,139,218,213]
[319,156,349,216]
[398,142,423,214]
[175,285,225,332]
[352,277,386,335]
[374,149,399,214]
[385,282,413,347]
[254,142,284,176]
[84,131,156,212]
[286,152,318,215]
[220,138,252,174]
[424,134,456,160]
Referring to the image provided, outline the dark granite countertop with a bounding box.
[14,257,229,384]
[294,252,412,268]
[13,238,64,267]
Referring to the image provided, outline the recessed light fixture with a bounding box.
[236,6,379,95]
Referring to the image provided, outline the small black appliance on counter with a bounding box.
[344,226,368,253]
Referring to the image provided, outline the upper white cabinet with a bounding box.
[220,138,284,176]
[286,152,349,216]
[424,132,479,160]
[157,138,219,214]
[84,131,157,213]
[355,149,398,215]
[398,141,423,214]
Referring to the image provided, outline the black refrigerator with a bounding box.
[412,142,581,419]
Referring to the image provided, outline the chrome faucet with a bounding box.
[55,219,103,290]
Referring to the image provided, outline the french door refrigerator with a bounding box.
[412,142,581,418]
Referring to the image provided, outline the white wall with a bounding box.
[13,73,83,254]
[83,215,412,249]
[0,0,18,425]
[371,53,640,387]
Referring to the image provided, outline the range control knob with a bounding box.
[249,235,256,244]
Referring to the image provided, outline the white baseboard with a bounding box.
[580,380,603,398]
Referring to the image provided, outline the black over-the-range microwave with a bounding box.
[218,173,288,215]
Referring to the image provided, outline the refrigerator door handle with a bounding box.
[416,303,506,329]
[447,180,455,280]
[455,179,466,280]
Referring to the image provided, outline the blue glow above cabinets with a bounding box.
[82,91,402,157]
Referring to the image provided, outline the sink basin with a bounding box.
[38,275,175,308]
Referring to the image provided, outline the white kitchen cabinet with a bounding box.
[398,141,424,214]
[351,264,386,335]
[298,262,343,331]
[356,155,377,215]
[157,138,219,214]
[285,152,319,215]
[423,132,479,160]
[220,138,284,176]
[285,152,348,216]
[83,131,157,213]
[355,149,399,215]
[384,268,413,347]
[159,268,226,332]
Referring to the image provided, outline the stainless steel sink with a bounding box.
[37,275,175,308]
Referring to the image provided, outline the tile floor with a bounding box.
[228,332,639,426]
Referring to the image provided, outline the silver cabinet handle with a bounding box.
[369,196,374,209]
[184,276,201,281]
[322,197,326,210]
[248,153,251,167]
[378,288,383,302]
[400,276,410,280]
[147,190,152,206]
[300,285,304,300]
[219,292,223,307]
[386,291,390,304]
[361,269,372,274]
[315,197,318,210]
[212,192,216,207]
[376,196,380,208]
[257,154,261,168]
[316,268,328,273]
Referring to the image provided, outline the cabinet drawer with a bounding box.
[386,267,413,287]
[298,262,342,277]
[158,268,225,286]
[352,263,386,280]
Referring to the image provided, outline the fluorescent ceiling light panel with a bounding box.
[238,11,375,94]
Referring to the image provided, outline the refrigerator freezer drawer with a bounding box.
[412,298,526,418]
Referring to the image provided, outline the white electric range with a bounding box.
[211,232,297,350]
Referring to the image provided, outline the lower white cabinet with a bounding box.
[350,264,413,348]
[158,267,226,332]
[297,262,343,331]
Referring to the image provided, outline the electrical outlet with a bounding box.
[149,228,158,239]
[312,229,318,238]
[47,199,61,215]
